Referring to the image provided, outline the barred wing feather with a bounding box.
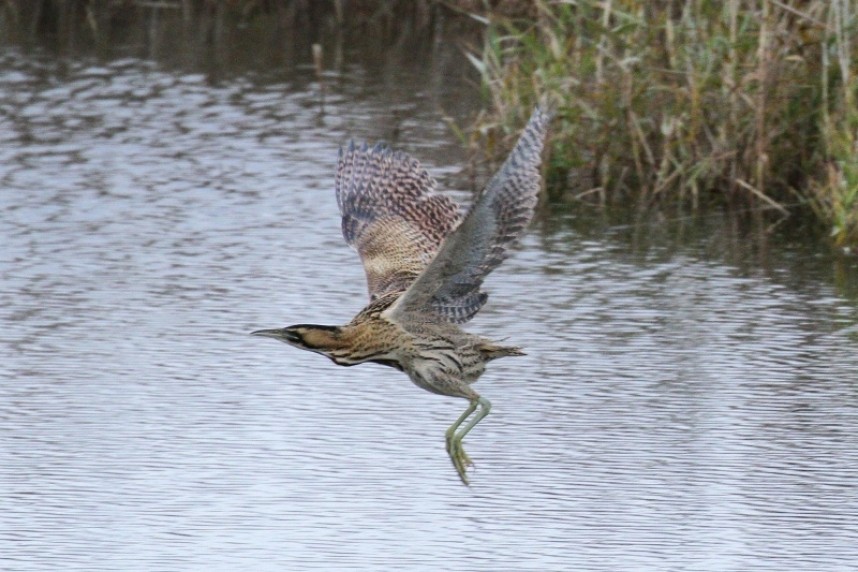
[384,106,552,324]
[335,142,462,300]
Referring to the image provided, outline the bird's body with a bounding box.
[279,292,524,396]
[253,106,551,484]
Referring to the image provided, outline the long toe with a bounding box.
[448,441,475,485]
[458,447,473,469]
[453,457,469,486]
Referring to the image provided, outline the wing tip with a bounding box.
[338,139,395,160]
[535,94,559,122]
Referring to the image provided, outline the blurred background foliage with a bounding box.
[2,0,856,246]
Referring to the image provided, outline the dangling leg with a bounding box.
[446,400,477,482]
[448,396,492,485]
[455,396,492,444]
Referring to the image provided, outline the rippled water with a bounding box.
[2,24,858,572]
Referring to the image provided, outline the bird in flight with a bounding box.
[253,106,552,484]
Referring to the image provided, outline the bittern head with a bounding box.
[251,324,344,356]
[252,323,403,371]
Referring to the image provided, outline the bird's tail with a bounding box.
[479,342,526,361]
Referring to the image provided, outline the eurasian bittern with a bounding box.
[253,106,551,484]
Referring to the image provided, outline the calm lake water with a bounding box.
[2,14,858,572]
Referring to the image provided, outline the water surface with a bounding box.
[2,18,858,572]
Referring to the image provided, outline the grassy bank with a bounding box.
[5,0,855,245]
[467,0,858,246]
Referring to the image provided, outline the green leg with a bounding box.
[446,401,477,453]
[446,400,477,484]
[455,396,492,443]
[447,397,492,485]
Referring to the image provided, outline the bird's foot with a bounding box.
[447,439,474,485]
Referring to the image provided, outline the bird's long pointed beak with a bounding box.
[250,328,300,342]
[251,328,279,338]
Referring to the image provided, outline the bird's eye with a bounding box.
[370,294,378,301]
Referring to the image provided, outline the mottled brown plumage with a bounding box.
[253,106,552,484]
[336,143,461,300]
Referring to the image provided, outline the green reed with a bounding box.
[466,0,858,245]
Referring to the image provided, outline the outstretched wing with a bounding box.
[336,142,462,300]
[384,106,552,324]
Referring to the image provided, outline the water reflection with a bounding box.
[2,18,858,572]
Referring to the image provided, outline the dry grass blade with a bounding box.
[468,0,858,246]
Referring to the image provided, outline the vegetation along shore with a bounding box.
[4,0,856,246]
[466,0,857,247]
